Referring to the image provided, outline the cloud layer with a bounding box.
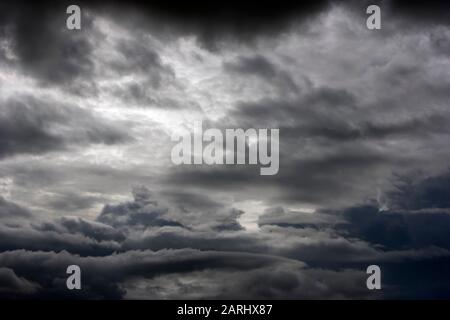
[0,0,449,299]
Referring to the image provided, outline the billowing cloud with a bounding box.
[0,95,131,159]
[0,0,449,299]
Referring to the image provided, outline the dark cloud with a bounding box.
[126,264,372,299]
[0,223,120,257]
[161,190,224,212]
[114,38,174,86]
[165,144,393,207]
[389,171,450,210]
[430,28,450,56]
[0,1,95,89]
[46,192,102,212]
[120,227,260,253]
[225,55,280,78]
[224,54,299,93]
[328,171,450,251]
[1,0,335,58]
[0,196,32,219]
[91,0,333,50]
[389,0,450,26]
[164,59,450,205]
[1,0,450,300]
[98,186,246,232]
[259,206,342,229]
[225,89,450,143]
[0,98,65,158]
[0,267,40,298]
[1,176,450,298]
[0,95,131,159]
[0,249,306,299]
[343,207,450,251]
[97,186,184,230]
[37,216,126,243]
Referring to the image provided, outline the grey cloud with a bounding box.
[388,171,450,211]
[226,89,450,143]
[259,206,343,228]
[160,190,244,231]
[224,54,299,94]
[113,38,174,86]
[0,249,308,299]
[125,265,372,299]
[1,182,450,298]
[0,246,396,299]
[0,196,32,219]
[0,267,40,298]
[164,61,450,206]
[390,0,450,26]
[46,192,103,212]
[0,223,120,257]
[161,190,225,212]
[338,205,450,251]
[322,171,450,251]
[0,95,131,159]
[120,215,436,268]
[106,37,177,108]
[212,267,371,299]
[430,28,450,56]
[36,216,126,243]
[1,0,450,300]
[165,145,393,207]
[121,227,264,253]
[98,186,244,232]
[97,186,183,230]
[0,1,95,89]
[258,170,450,255]
[93,0,333,51]
[0,98,65,158]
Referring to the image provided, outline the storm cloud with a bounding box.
[0,0,449,299]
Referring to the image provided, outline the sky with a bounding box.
[0,0,450,299]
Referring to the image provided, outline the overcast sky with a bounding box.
[0,0,450,299]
